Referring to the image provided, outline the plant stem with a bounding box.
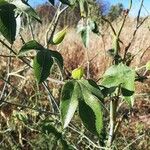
[107,99,117,147]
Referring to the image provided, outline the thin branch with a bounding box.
[0,76,21,93]
[122,134,145,150]
[0,99,58,116]
[101,17,116,36]
[0,49,12,100]
[140,45,150,61]
[68,125,109,150]
[43,82,60,112]
[0,55,16,58]
[0,39,31,67]
[123,0,148,60]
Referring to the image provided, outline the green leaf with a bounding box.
[33,50,53,83]
[77,18,98,47]
[11,0,41,23]
[18,40,44,55]
[123,95,134,107]
[71,67,84,80]
[0,1,16,44]
[60,79,104,136]
[101,63,136,105]
[60,80,79,128]
[49,50,64,69]
[78,85,103,136]
[79,79,103,101]
[81,27,90,48]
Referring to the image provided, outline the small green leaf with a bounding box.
[33,50,53,83]
[60,80,80,128]
[77,18,98,47]
[50,27,67,45]
[18,40,44,55]
[81,27,90,48]
[146,61,150,71]
[78,85,103,136]
[0,1,16,44]
[71,67,84,80]
[15,112,28,123]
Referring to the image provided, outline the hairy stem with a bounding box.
[107,99,117,147]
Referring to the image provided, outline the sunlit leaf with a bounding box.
[101,63,135,105]
[79,79,103,101]
[60,80,79,128]
[71,67,84,80]
[60,79,104,136]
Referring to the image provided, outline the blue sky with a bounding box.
[107,0,150,16]
[29,0,150,16]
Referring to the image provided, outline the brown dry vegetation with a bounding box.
[0,17,150,149]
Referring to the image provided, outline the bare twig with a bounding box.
[68,125,109,150]
[123,0,148,59]
[0,50,12,100]
[0,99,58,115]
[101,17,117,36]
[122,134,145,150]
[43,82,60,112]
